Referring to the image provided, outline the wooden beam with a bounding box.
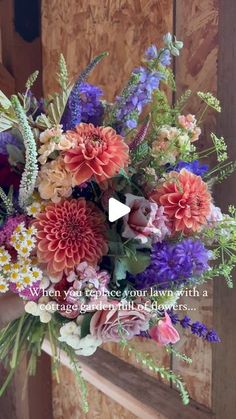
[43,340,214,419]
[213,0,236,417]
[0,63,15,96]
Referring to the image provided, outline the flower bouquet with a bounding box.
[0,33,236,411]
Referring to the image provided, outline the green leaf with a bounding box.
[114,258,127,281]
[46,89,71,125]
[132,141,149,163]
[80,313,93,338]
[7,144,25,166]
[115,252,150,278]
[0,90,12,110]
[0,112,15,132]
[123,251,150,275]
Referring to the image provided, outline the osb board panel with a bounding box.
[174,0,219,408]
[42,0,173,101]
[52,364,138,419]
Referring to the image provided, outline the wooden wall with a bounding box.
[41,0,220,417]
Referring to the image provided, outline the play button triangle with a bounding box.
[108,197,130,222]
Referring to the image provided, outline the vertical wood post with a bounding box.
[213,0,236,417]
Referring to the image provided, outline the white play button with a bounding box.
[108,197,130,222]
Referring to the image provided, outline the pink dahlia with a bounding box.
[64,123,129,185]
[151,169,212,234]
[34,199,108,274]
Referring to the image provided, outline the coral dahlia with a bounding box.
[34,199,108,274]
[64,123,129,185]
[150,169,211,233]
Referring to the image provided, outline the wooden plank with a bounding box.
[173,0,219,408]
[43,340,214,419]
[212,0,236,417]
[0,63,15,96]
[0,353,53,419]
[0,0,42,96]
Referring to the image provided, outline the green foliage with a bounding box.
[0,186,14,215]
[0,90,12,110]
[0,90,17,132]
[58,54,69,90]
[62,344,89,413]
[118,326,190,405]
[165,345,192,364]
[80,313,94,339]
[150,90,173,127]
[210,133,228,162]
[199,213,236,288]
[174,89,192,113]
[114,252,150,282]
[197,91,221,112]
[25,70,39,90]
[132,141,149,163]
[46,90,71,125]
[0,315,47,396]
[11,95,38,208]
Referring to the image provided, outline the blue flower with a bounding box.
[80,83,104,126]
[129,239,209,290]
[167,311,220,342]
[0,132,22,155]
[113,45,172,135]
[166,160,208,177]
[145,45,158,60]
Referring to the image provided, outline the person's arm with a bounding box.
[0,294,24,329]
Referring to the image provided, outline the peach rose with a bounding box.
[149,312,180,346]
[122,193,163,243]
[90,304,150,342]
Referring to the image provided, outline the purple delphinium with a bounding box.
[129,239,210,290]
[113,45,172,135]
[166,160,209,177]
[168,311,220,342]
[0,132,22,155]
[80,82,104,125]
[114,67,164,134]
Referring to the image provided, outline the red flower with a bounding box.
[64,123,129,184]
[151,169,211,233]
[34,199,108,274]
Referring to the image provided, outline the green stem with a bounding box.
[10,314,26,369]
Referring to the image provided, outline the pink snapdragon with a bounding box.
[149,312,180,345]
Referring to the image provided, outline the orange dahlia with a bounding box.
[34,199,108,274]
[64,123,129,185]
[150,169,212,234]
